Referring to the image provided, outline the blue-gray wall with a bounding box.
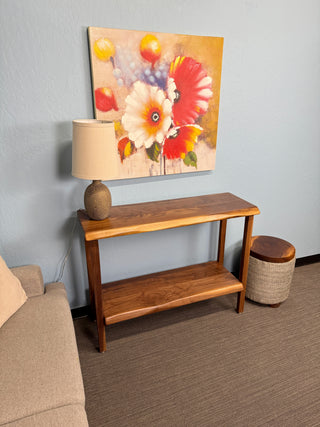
[1,0,319,308]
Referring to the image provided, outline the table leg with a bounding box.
[85,242,95,321]
[237,215,254,313]
[217,219,227,265]
[84,239,106,352]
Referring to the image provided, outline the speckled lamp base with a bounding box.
[84,180,111,220]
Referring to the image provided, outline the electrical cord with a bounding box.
[56,214,78,282]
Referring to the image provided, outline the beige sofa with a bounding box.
[0,265,88,426]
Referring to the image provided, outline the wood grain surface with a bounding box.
[250,235,295,263]
[102,261,243,325]
[78,193,260,241]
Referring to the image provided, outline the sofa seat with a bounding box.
[0,270,88,426]
[2,405,88,427]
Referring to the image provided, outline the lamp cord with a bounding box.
[56,214,77,282]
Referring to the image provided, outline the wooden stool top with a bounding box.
[250,235,295,263]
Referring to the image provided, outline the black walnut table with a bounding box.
[78,193,260,352]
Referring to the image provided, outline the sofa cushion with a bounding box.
[10,265,44,298]
[0,256,27,328]
[1,404,88,427]
[0,282,86,425]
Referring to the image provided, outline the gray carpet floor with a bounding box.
[74,263,320,427]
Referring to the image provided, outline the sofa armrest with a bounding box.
[10,265,44,297]
[45,281,71,311]
[45,281,67,295]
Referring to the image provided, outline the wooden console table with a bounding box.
[78,193,260,352]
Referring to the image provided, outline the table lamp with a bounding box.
[72,119,119,220]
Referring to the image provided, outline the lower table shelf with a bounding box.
[102,261,243,325]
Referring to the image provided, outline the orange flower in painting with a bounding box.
[118,137,137,163]
[163,125,203,160]
[122,81,172,148]
[168,56,213,126]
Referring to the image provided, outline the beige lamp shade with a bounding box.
[72,119,119,180]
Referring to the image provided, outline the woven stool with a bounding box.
[246,236,296,307]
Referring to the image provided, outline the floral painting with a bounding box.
[88,27,224,179]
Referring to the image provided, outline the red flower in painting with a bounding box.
[95,87,119,112]
[167,56,212,126]
[163,125,203,160]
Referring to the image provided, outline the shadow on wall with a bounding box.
[208,222,243,274]
[57,140,72,178]
[55,121,72,179]
[55,214,89,307]
[208,222,220,260]
[225,242,242,276]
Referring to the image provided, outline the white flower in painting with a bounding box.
[122,81,172,148]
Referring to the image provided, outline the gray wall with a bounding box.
[1,0,319,308]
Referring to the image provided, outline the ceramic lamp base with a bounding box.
[84,180,111,220]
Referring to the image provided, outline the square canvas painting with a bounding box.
[88,26,223,179]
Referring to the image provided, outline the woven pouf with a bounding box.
[246,236,296,307]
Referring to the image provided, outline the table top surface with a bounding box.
[77,192,260,241]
